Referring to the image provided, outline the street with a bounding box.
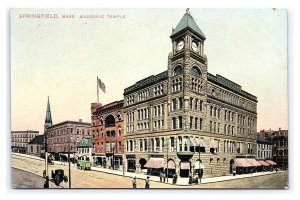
[11,154,288,189]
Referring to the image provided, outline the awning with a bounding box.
[194,161,205,169]
[167,160,175,169]
[257,160,270,166]
[209,139,217,148]
[180,161,190,170]
[265,160,276,165]
[60,153,75,158]
[194,138,208,148]
[144,158,164,169]
[248,159,261,167]
[235,159,252,167]
[188,137,198,147]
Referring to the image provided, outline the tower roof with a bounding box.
[170,10,206,40]
[45,96,52,125]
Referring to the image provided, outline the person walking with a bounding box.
[163,172,166,182]
[145,176,150,189]
[132,176,137,188]
[159,172,162,182]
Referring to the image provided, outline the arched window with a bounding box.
[192,66,202,77]
[105,115,115,127]
[173,65,183,75]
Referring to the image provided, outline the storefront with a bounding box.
[144,157,164,176]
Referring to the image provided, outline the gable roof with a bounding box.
[28,135,44,145]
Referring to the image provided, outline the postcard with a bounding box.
[10,8,288,189]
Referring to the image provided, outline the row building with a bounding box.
[91,100,124,170]
[122,10,258,178]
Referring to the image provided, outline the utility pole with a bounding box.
[198,140,201,184]
[68,132,71,188]
[166,138,169,183]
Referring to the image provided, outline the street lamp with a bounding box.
[112,146,115,170]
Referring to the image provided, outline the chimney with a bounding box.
[79,119,82,122]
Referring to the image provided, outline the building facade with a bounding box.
[123,10,258,178]
[46,120,91,160]
[11,130,39,154]
[77,136,93,162]
[91,100,124,170]
[256,138,273,160]
[27,134,45,157]
[272,129,288,169]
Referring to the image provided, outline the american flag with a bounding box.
[97,77,106,93]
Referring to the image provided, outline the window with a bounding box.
[199,118,203,130]
[178,116,183,129]
[170,137,175,151]
[192,66,202,77]
[174,65,183,75]
[172,117,176,130]
[172,99,177,111]
[210,121,212,132]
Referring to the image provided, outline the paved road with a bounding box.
[12,154,288,189]
[11,168,61,189]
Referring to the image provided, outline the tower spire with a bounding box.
[44,96,53,132]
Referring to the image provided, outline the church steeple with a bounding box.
[44,96,53,132]
[170,9,206,40]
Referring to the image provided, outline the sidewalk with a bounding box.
[88,164,283,186]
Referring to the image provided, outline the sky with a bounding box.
[10,8,288,133]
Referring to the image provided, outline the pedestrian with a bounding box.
[188,173,192,185]
[159,172,162,182]
[145,176,150,189]
[132,176,137,188]
[276,167,278,173]
[174,173,178,184]
[163,172,166,182]
[43,176,49,188]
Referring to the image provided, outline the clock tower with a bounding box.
[167,9,208,131]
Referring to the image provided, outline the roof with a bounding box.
[48,120,91,128]
[78,137,92,148]
[28,135,44,145]
[170,11,206,39]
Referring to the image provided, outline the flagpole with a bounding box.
[97,76,99,104]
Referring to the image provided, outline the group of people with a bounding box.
[132,176,150,189]
[132,172,179,188]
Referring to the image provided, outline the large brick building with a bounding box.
[11,130,39,154]
[272,128,288,170]
[123,10,258,178]
[46,120,91,160]
[91,100,124,170]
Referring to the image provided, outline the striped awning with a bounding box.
[258,160,270,166]
[194,138,208,148]
[248,159,261,167]
[209,139,217,148]
[144,158,164,169]
[188,137,199,147]
[180,161,190,170]
[235,159,252,167]
[265,160,276,165]
[167,160,176,169]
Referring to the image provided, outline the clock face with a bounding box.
[177,40,184,51]
[192,41,198,52]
